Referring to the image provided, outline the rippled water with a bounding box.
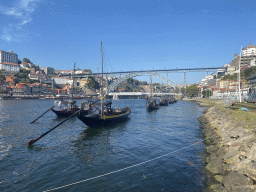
[0,99,207,192]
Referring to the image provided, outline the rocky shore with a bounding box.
[195,99,256,192]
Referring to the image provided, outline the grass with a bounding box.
[219,104,256,130]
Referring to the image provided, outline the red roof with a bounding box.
[1,62,19,66]
[243,43,256,50]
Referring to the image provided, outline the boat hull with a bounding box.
[159,101,168,106]
[146,104,159,111]
[77,110,131,127]
[52,108,89,117]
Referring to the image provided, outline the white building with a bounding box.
[0,62,20,72]
[242,43,256,56]
[0,50,19,64]
[52,77,74,85]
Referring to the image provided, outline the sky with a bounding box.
[0,0,256,84]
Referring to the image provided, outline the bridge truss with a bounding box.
[105,71,176,95]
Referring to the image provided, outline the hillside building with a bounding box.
[0,50,19,64]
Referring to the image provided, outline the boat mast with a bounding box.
[239,46,242,103]
[72,62,76,103]
[101,42,103,117]
[150,75,152,99]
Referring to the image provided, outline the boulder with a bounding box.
[214,175,223,183]
[223,171,253,191]
[206,157,223,175]
[206,145,218,154]
[208,184,228,192]
[230,185,256,192]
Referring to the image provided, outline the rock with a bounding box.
[206,145,218,154]
[230,185,256,192]
[223,171,253,191]
[216,146,229,158]
[208,184,228,192]
[209,153,217,161]
[243,161,256,181]
[224,134,256,146]
[214,175,223,183]
[206,157,223,175]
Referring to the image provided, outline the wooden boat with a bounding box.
[52,100,91,117]
[146,98,159,111]
[51,63,92,117]
[77,103,131,126]
[168,96,177,104]
[159,97,169,106]
[145,75,159,111]
[76,42,131,127]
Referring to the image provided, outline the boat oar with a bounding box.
[27,110,81,146]
[30,106,55,124]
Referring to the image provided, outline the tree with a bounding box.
[174,86,180,94]
[202,90,212,98]
[82,69,92,74]
[0,73,5,81]
[185,84,199,97]
[0,90,7,94]
[23,58,32,63]
[181,87,186,95]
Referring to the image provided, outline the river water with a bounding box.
[0,99,207,192]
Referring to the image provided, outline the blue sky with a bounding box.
[0,0,256,84]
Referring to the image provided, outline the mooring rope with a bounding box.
[44,117,235,192]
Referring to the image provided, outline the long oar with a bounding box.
[27,110,81,146]
[30,106,55,124]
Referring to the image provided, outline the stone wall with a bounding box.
[196,99,256,192]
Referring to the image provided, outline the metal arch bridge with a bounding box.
[71,67,226,77]
[104,71,176,95]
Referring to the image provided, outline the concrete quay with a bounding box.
[194,98,256,191]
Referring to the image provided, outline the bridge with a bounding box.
[59,67,227,95]
[108,92,181,99]
[65,67,226,77]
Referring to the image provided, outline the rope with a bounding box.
[44,111,236,192]
[43,142,196,192]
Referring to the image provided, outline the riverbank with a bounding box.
[194,98,256,191]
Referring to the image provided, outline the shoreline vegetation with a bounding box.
[193,98,256,191]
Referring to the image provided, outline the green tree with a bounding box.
[0,90,7,94]
[221,73,237,81]
[181,87,186,95]
[185,84,199,97]
[82,69,92,74]
[23,58,32,63]
[0,73,5,81]
[174,86,180,94]
[241,66,256,79]
[202,90,212,98]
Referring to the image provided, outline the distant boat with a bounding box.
[146,98,159,111]
[52,100,91,117]
[77,42,131,126]
[51,63,91,117]
[159,97,168,106]
[146,75,159,111]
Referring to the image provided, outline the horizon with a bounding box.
[0,0,255,84]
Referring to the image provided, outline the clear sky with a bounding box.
[0,0,256,84]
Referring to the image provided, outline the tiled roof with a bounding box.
[1,62,19,66]
[243,43,256,50]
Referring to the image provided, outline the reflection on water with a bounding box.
[0,99,206,192]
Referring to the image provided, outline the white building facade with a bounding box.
[0,50,19,64]
[242,43,256,57]
[0,63,20,72]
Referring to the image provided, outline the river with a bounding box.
[0,99,207,192]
